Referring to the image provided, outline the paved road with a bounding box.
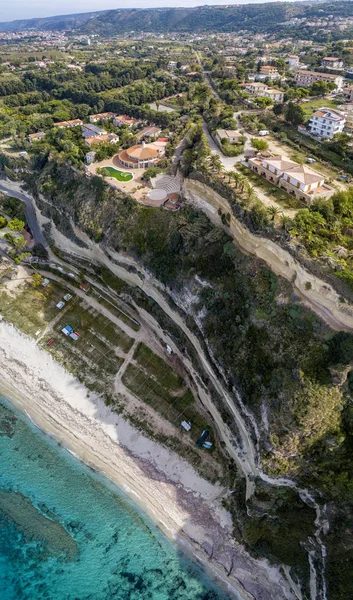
[0,181,48,248]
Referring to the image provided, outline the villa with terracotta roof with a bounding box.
[54,119,83,128]
[85,133,119,148]
[216,129,243,145]
[89,112,116,123]
[118,140,166,169]
[248,154,332,203]
[28,131,46,143]
[260,65,278,77]
[113,115,141,128]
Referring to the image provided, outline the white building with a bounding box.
[308,107,346,138]
[321,57,344,70]
[287,55,300,70]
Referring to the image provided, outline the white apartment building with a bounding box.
[309,107,346,138]
[295,70,343,90]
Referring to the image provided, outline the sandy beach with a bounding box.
[0,321,296,600]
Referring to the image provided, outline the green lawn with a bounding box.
[99,167,133,182]
[300,98,339,120]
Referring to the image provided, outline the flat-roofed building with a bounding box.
[260,65,278,77]
[295,70,343,90]
[321,57,344,70]
[342,86,353,102]
[244,82,284,102]
[308,107,346,138]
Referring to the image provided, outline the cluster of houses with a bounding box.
[27,113,168,164]
[28,113,123,148]
[248,152,332,204]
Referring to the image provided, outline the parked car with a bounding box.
[307,157,316,164]
[47,338,54,346]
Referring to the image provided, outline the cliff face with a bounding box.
[7,157,353,599]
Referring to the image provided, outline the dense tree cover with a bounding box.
[3,2,353,37]
[0,61,189,141]
[289,190,353,290]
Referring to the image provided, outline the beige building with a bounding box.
[260,65,278,76]
[215,129,243,145]
[244,82,284,102]
[85,133,119,147]
[321,57,344,69]
[295,70,343,90]
[342,86,353,101]
[113,114,141,128]
[248,155,332,204]
[54,119,83,128]
[28,131,46,143]
[89,112,116,123]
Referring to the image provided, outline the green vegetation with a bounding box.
[133,343,183,391]
[300,98,339,121]
[98,166,133,182]
[123,347,212,446]
[6,3,353,36]
[289,190,353,290]
[251,138,269,152]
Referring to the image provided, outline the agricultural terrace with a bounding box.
[0,267,223,481]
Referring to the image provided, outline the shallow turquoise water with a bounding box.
[0,396,229,600]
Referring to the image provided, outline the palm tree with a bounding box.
[237,174,247,193]
[209,154,223,174]
[229,171,242,189]
[267,205,282,222]
[280,215,292,231]
[245,182,257,202]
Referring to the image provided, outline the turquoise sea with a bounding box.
[0,395,230,600]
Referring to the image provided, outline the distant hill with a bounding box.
[1,2,353,35]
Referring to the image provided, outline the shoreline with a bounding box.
[0,321,296,600]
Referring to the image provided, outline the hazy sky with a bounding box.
[1,0,277,23]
